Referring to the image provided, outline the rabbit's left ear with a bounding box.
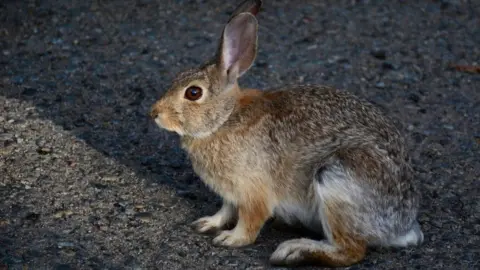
[218,13,258,81]
[230,0,262,19]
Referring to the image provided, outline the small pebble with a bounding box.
[134,204,145,210]
[61,249,76,256]
[54,210,73,219]
[102,175,119,182]
[0,219,10,226]
[443,124,454,130]
[37,147,52,155]
[375,81,386,88]
[57,242,75,249]
[0,133,14,141]
[116,201,128,208]
[135,212,153,222]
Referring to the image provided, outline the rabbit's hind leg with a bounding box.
[270,164,368,267]
[269,204,367,267]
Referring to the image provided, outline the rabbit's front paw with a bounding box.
[213,229,253,247]
[192,202,236,234]
[192,216,224,234]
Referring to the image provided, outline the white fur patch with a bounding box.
[315,182,334,243]
[387,223,424,247]
[314,165,364,243]
[274,197,323,234]
[317,165,364,205]
[275,202,312,226]
[154,116,184,136]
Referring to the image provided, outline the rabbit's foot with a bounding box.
[211,197,270,247]
[270,238,326,266]
[270,238,366,267]
[192,216,223,234]
[192,202,236,234]
[212,228,254,247]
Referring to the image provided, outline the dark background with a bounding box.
[0,0,479,269]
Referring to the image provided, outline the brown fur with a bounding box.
[237,88,262,108]
[311,200,367,267]
[238,190,271,242]
[304,239,367,267]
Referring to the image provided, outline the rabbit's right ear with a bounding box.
[230,0,262,19]
[218,13,258,83]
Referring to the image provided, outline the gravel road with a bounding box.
[1,0,479,269]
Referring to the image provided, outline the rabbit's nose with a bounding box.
[150,106,161,119]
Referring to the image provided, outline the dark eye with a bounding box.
[184,86,203,101]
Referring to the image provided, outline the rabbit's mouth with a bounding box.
[152,113,185,136]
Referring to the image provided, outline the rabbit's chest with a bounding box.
[182,136,267,201]
[182,139,244,199]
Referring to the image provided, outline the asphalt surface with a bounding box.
[0,0,479,269]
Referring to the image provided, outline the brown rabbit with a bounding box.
[150,0,423,267]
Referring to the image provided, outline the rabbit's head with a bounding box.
[150,0,262,138]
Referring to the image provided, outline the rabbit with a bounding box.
[150,0,424,267]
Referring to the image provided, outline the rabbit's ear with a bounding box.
[230,0,262,19]
[218,13,258,81]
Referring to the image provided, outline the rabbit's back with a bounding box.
[226,85,406,160]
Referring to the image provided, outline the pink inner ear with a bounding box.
[221,14,256,76]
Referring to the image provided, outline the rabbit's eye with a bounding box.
[185,86,203,101]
